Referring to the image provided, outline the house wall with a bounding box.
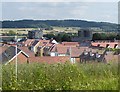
[58,54,66,56]
[50,52,56,56]
[50,52,58,56]
[105,53,118,62]
[75,58,80,63]
[69,57,80,63]
[10,53,28,64]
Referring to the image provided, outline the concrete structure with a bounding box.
[72,28,93,42]
[28,29,43,39]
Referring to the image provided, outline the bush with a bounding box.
[2,62,118,90]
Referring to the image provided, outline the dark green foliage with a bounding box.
[92,33,120,40]
[2,62,118,90]
[2,20,53,30]
[44,34,56,39]
[55,33,72,42]
[44,33,72,42]
[1,20,117,31]
[116,34,120,40]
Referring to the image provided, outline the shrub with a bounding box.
[2,62,118,90]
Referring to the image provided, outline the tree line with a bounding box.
[1,20,118,31]
[92,33,120,40]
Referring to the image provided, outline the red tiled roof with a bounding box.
[24,39,35,46]
[37,40,51,47]
[28,56,70,64]
[51,44,91,57]
[40,39,50,43]
[18,46,35,57]
[71,47,89,57]
[91,41,118,48]
[51,46,68,54]
[51,43,103,57]
[0,46,8,54]
[62,42,79,46]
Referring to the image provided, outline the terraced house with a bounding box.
[0,38,119,64]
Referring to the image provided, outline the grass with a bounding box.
[2,62,119,90]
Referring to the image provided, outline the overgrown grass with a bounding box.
[2,62,119,90]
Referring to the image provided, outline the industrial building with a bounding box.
[28,29,43,39]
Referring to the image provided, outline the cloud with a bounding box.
[1,0,120,2]
[2,2,118,23]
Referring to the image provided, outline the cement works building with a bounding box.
[72,28,93,42]
[28,29,43,39]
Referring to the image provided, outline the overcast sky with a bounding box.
[1,1,119,23]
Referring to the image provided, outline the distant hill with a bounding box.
[1,19,118,31]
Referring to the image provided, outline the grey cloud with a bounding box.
[2,2,118,23]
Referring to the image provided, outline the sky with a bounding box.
[1,0,119,23]
[1,0,120,2]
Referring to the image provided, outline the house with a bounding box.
[49,44,90,63]
[49,42,117,63]
[104,51,118,63]
[30,40,40,53]
[23,39,35,47]
[18,46,35,57]
[80,49,119,63]
[31,39,58,56]
[0,46,29,65]
[49,44,70,56]
[80,49,107,63]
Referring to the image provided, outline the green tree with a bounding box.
[8,30,16,36]
[62,34,71,42]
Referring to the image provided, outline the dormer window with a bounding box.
[96,53,101,58]
[114,44,118,48]
[83,49,88,55]
[84,52,88,55]
[89,50,94,56]
[97,44,100,47]
[106,44,110,48]
[90,53,94,56]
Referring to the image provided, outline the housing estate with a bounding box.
[0,29,119,65]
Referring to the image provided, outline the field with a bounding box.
[2,62,118,90]
[0,27,105,35]
[0,27,78,35]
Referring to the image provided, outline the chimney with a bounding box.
[96,52,101,58]
[40,48,43,57]
[89,50,94,56]
[66,48,70,55]
[83,49,88,55]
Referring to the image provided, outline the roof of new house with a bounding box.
[28,56,70,64]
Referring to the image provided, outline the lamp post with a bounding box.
[15,43,17,81]
[15,33,18,81]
